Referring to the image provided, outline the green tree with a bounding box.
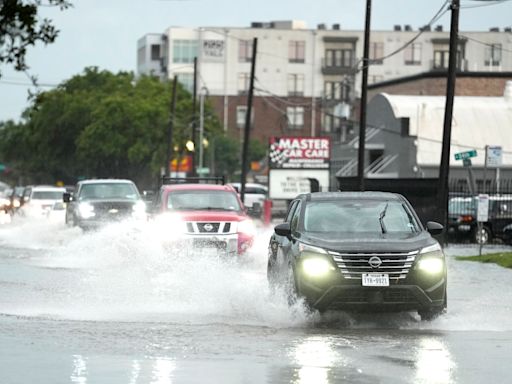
[0,67,222,188]
[0,0,71,77]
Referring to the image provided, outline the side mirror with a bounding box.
[426,221,443,235]
[274,222,292,238]
[63,192,72,203]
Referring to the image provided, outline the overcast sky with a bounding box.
[1,0,511,122]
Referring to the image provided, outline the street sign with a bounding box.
[196,167,210,175]
[477,194,489,222]
[454,149,477,161]
[486,145,502,168]
[463,158,472,167]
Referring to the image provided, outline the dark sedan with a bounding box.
[267,191,447,321]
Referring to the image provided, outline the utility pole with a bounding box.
[438,0,459,238]
[357,0,372,191]
[240,37,257,205]
[191,57,198,177]
[166,75,178,177]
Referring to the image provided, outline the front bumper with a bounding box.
[297,273,446,313]
[163,233,240,256]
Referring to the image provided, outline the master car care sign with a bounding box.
[269,137,331,169]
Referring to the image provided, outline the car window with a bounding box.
[79,183,139,200]
[285,200,298,223]
[167,190,241,211]
[304,199,419,233]
[32,191,64,200]
[290,201,302,232]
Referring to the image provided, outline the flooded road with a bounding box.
[1,217,511,383]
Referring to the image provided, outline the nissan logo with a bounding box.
[203,223,214,232]
[368,256,382,268]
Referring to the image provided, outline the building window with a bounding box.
[236,106,254,128]
[177,73,194,93]
[172,40,198,63]
[485,44,502,66]
[239,40,253,62]
[287,74,304,96]
[324,81,350,102]
[289,41,305,63]
[238,73,250,94]
[404,43,422,65]
[287,106,304,129]
[433,49,449,69]
[325,49,354,68]
[151,44,161,61]
[370,42,384,64]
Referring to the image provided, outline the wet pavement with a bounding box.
[1,218,511,383]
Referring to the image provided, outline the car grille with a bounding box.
[186,222,232,234]
[329,288,419,308]
[329,250,418,281]
[92,202,134,219]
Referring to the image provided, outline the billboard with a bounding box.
[269,169,330,200]
[269,136,330,169]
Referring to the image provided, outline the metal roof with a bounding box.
[378,92,512,166]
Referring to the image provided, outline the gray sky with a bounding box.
[1,0,511,122]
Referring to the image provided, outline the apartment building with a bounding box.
[137,20,512,155]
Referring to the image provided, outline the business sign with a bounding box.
[454,149,477,161]
[477,194,489,222]
[269,136,330,169]
[486,145,502,168]
[202,40,224,61]
[269,169,330,200]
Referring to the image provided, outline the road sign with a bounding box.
[454,149,477,161]
[196,167,210,175]
[477,194,489,222]
[486,145,502,168]
[462,158,472,167]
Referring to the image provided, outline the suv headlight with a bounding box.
[299,243,335,278]
[237,219,256,236]
[417,243,445,274]
[78,202,95,218]
[132,200,146,218]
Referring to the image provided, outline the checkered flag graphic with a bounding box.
[269,142,286,166]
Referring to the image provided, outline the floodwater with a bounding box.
[1,215,511,384]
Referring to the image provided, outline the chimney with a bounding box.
[332,23,340,30]
[505,27,512,32]
[505,81,512,102]
[489,27,500,32]
[394,25,402,31]
[317,23,326,30]
[435,25,443,32]
[404,25,412,31]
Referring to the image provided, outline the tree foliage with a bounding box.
[0,0,71,77]
[0,67,224,188]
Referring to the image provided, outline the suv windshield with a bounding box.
[79,183,139,201]
[448,198,476,214]
[167,190,241,211]
[32,191,64,200]
[304,199,419,234]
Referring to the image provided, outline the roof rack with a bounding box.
[161,176,226,185]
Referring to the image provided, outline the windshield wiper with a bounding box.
[379,203,388,234]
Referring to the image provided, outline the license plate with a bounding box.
[362,273,389,287]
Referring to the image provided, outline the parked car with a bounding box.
[18,185,66,218]
[448,195,512,244]
[63,179,146,230]
[229,182,267,218]
[153,177,255,256]
[267,191,447,321]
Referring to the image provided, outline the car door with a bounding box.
[492,199,512,237]
[271,200,301,276]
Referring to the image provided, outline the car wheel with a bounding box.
[473,226,491,244]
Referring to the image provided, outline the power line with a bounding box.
[460,0,512,9]
[460,34,512,54]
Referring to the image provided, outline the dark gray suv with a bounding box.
[63,179,146,230]
[267,191,447,321]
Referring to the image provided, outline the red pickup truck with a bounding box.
[152,177,255,256]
